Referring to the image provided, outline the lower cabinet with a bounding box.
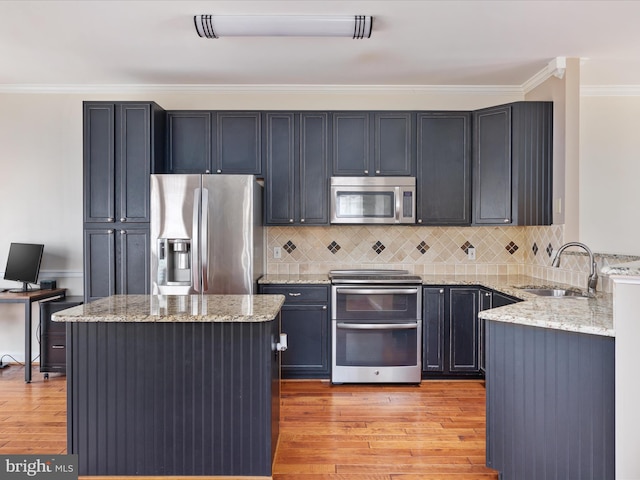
[260,284,330,379]
[423,286,520,378]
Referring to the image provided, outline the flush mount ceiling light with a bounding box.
[194,15,373,39]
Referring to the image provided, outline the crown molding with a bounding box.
[521,57,566,94]
[580,85,640,97]
[0,83,524,96]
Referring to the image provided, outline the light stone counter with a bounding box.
[257,273,613,337]
[259,274,330,284]
[52,294,285,323]
[601,259,640,276]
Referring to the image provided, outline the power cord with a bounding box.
[0,353,24,368]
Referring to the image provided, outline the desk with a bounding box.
[0,288,66,382]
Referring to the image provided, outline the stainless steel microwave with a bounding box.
[330,177,416,224]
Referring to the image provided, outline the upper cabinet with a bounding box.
[166,111,262,175]
[265,112,330,225]
[473,102,553,226]
[83,102,165,224]
[416,112,471,225]
[332,112,414,176]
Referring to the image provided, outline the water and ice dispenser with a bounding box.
[156,239,192,287]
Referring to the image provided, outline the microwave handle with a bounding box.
[395,187,401,222]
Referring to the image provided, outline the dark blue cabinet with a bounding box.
[332,112,414,176]
[486,321,614,480]
[264,112,330,225]
[416,112,471,225]
[166,111,262,175]
[260,284,330,378]
[423,286,483,378]
[83,102,164,303]
[473,102,553,225]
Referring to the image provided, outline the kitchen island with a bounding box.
[479,289,614,480]
[53,294,285,478]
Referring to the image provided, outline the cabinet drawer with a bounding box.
[261,285,329,304]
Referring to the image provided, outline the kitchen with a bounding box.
[1,1,640,479]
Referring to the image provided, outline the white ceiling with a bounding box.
[1,0,640,91]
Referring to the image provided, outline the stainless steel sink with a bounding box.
[520,288,588,298]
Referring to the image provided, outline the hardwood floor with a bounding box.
[0,366,497,479]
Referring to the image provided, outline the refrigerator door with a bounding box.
[150,174,201,295]
[202,175,264,294]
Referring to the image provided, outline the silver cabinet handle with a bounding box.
[336,288,419,295]
[376,170,380,174]
[51,345,65,349]
[336,322,418,330]
[322,305,327,310]
[301,218,305,223]
[364,169,369,174]
[120,230,126,235]
[439,289,444,293]
[418,219,423,223]
[289,219,294,223]
[288,292,302,297]
[107,217,114,222]
[205,169,211,173]
[108,229,114,234]
[120,217,126,222]
[217,169,222,173]
[504,218,510,223]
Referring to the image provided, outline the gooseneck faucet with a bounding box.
[551,242,598,296]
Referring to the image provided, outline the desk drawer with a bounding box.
[261,285,329,304]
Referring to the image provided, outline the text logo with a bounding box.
[1,455,78,480]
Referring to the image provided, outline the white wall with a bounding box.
[580,95,640,256]
[0,88,521,362]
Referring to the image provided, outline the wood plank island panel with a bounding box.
[0,366,497,479]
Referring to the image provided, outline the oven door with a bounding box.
[332,286,421,322]
[332,319,422,383]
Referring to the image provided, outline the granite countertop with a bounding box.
[601,260,640,276]
[258,273,614,337]
[52,294,285,323]
[259,274,330,284]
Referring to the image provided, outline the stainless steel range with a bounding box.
[329,270,422,384]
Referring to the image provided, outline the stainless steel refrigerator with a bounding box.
[150,174,264,295]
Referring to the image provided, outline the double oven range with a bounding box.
[330,270,423,384]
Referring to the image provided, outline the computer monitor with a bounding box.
[3,243,44,293]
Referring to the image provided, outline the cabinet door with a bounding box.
[473,105,512,225]
[332,112,370,175]
[423,287,445,373]
[84,228,116,302]
[299,113,330,224]
[116,104,152,223]
[416,112,471,225]
[374,112,413,175]
[216,112,262,174]
[264,113,296,224]
[449,288,480,372]
[279,304,330,377]
[116,227,150,295]
[84,103,115,223]
[167,111,212,173]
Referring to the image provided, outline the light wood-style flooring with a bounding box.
[0,366,497,480]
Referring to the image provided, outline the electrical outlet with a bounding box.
[273,247,282,259]
[467,247,476,260]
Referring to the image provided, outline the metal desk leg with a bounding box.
[25,300,32,383]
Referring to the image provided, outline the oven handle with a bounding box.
[336,322,418,330]
[335,288,419,295]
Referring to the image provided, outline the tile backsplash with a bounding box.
[267,224,638,293]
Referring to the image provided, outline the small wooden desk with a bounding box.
[0,288,67,382]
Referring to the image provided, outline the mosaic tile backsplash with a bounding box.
[266,224,638,293]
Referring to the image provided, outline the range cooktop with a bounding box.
[329,269,423,284]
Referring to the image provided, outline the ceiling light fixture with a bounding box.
[194,15,373,39]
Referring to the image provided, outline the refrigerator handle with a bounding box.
[192,188,201,292]
[201,187,209,292]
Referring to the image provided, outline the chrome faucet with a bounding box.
[551,242,598,296]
